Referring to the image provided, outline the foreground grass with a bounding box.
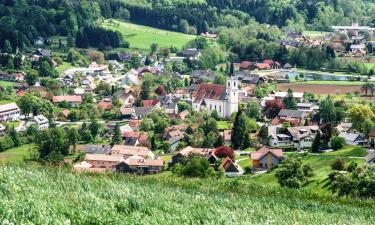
[102,19,196,51]
[0,165,374,224]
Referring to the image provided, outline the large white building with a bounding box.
[192,76,239,118]
[0,103,21,122]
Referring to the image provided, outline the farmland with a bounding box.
[101,19,196,51]
[0,165,374,224]
[277,82,362,94]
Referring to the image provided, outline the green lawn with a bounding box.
[303,30,329,38]
[323,146,368,157]
[0,99,16,105]
[0,80,17,88]
[217,121,231,130]
[252,153,365,194]
[102,19,196,51]
[0,144,33,163]
[56,62,75,73]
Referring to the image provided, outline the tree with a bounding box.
[140,79,151,100]
[242,131,252,149]
[210,110,220,120]
[155,85,167,96]
[348,105,374,133]
[202,131,217,148]
[231,110,247,149]
[275,158,309,188]
[35,128,69,164]
[25,71,38,86]
[214,73,227,85]
[179,19,190,34]
[264,100,284,119]
[246,100,260,119]
[311,131,321,153]
[173,157,218,178]
[150,43,158,53]
[3,40,12,53]
[283,88,297,109]
[39,59,58,78]
[111,123,122,145]
[214,146,234,159]
[67,127,79,153]
[330,136,346,150]
[214,135,224,148]
[95,82,111,96]
[331,157,346,171]
[8,126,20,147]
[67,110,79,122]
[89,119,100,139]
[17,93,34,118]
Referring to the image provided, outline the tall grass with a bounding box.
[0,165,374,224]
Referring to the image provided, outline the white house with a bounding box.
[26,115,49,131]
[268,125,320,149]
[0,103,21,122]
[192,76,239,118]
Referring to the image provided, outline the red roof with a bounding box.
[240,61,252,69]
[369,128,375,137]
[60,109,70,118]
[262,60,274,66]
[16,90,27,97]
[142,99,159,107]
[255,63,271,70]
[97,101,113,110]
[192,83,226,103]
[123,131,148,143]
[251,146,283,160]
[52,95,82,103]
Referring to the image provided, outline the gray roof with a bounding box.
[34,48,51,57]
[158,95,180,110]
[83,144,112,154]
[190,70,215,80]
[278,109,304,118]
[365,151,375,162]
[182,48,200,57]
[134,107,153,116]
[33,115,49,124]
[338,132,366,143]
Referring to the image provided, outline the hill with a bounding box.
[101,20,195,51]
[0,165,374,224]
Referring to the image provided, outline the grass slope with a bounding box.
[0,144,33,163]
[0,80,17,88]
[102,19,196,51]
[323,146,368,157]
[0,165,374,224]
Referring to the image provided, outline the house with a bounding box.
[122,132,149,147]
[182,48,201,60]
[190,70,216,82]
[97,98,113,111]
[220,130,232,145]
[84,154,124,171]
[254,63,271,70]
[171,146,214,165]
[128,119,141,129]
[296,103,319,113]
[82,144,112,155]
[283,63,292,70]
[177,110,190,120]
[0,103,21,122]
[122,69,140,86]
[137,66,160,76]
[336,122,353,133]
[32,48,51,59]
[73,161,94,172]
[10,72,25,82]
[117,52,133,62]
[126,107,155,119]
[277,109,307,121]
[115,156,164,174]
[108,60,124,71]
[262,60,280,69]
[251,146,284,170]
[221,157,243,177]
[239,61,253,70]
[369,128,375,147]
[52,96,82,107]
[158,94,180,115]
[142,99,159,107]
[350,44,366,53]
[273,91,304,102]
[365,151,375,165]
[164,125,186,151]
[26,115,49,130]
[111,145,155,159]
[338,132,367,146]
[200,32,218,40]
[332,22,375,35]
[192,76,239,118]
[268,125,320,148]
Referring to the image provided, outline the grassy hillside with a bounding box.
[0,165,374,224]
[102,19,196,51]
[0,144,33,163]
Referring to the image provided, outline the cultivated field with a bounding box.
[0,165,374,224]
[102,19,196,51]
[277,82,361,94]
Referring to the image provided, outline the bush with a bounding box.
[214,146,235,160]
[172,157,220,178]
[330,136,346,150]
[331,157,346,171]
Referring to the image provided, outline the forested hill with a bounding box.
[0,0,374,51]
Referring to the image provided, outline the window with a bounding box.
[227,82,230,87]
[219,106,222,112]
[234,82,236,87]
[214,105,217,110]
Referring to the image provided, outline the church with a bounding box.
[192,76,239,118]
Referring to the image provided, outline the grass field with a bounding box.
[217,121,232,130]
[303,30,329,38]
[102,19,196,51]
[323,146,368,157]
[0,144,33,163]
[295,80,366,86]
[0,80,17,88]
[253,153,365,194]
[0,164,374,224]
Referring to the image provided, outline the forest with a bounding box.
[1,0,375,52]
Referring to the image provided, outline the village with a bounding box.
[1,23,375,181]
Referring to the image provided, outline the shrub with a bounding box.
[330,136,346,150]
[331,157,346,171]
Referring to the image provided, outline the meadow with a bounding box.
[0,164,374,225]
[101,19,196,51]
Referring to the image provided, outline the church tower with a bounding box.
[225,75,239,118]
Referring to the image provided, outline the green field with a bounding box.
[253,153,365,194]
[0,165,374,224]
[0,80,17,88]
[217,121,231,130]
[102,19,196,51]
[295,80,367,86]
[323,146,368,157]
[302,30,329,38]
[0,144,33,163]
